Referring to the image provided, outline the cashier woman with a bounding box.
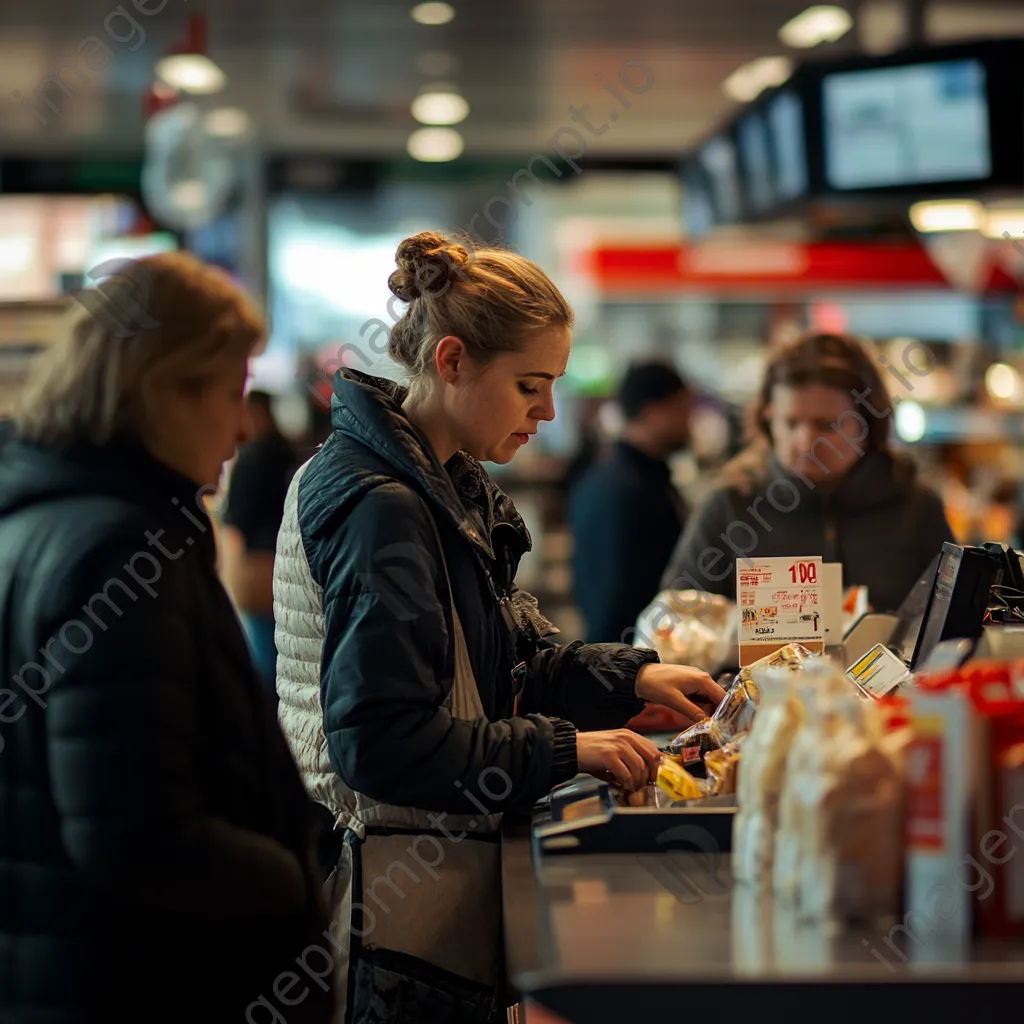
[662,331,954,612]
[272,231,726,1022]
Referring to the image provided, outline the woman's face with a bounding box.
[766,382,863,483]
[152,355,254,489]
[443,327,571,465]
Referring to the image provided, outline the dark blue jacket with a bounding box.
[570,442,689,643]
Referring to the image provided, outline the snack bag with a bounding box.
[656,757,706,803]
[799,691,904,923]
[732,666,806,887]
[705,736,744,796]
[666,716,726,765]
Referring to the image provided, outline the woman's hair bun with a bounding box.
[387,230,469,302]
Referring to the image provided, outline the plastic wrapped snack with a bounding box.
[656,757,706,802]
[705,736,745,796]
[732,666,806,888]
[634,590,737,673]
[666,717,725,764]
[798,690,905,923]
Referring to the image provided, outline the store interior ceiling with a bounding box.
[2,0,1024,158]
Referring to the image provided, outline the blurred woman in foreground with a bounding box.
[0,253,331,1024]
[663,332,953,612]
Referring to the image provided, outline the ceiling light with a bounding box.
[411,90,469,125]
[984,207,1024,240]
[986,363,1022,401]
[895,401,926,443]
[910,199,983,233]
[155,53,226,95]
[411,2,455,25]
[723,56,793,103]
[779,5,854,48]
[407,127,463,161]
[203,107,252,138]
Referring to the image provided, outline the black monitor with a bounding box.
[911,543,999,670]
[890,552,941,664]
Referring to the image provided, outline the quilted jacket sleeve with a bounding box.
[309,482,578,815]
[43,528,311,920]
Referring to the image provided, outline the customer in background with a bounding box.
[663,332,954,612]
[570,362,692,642]
[0,253,331,1024]
[221,388,298,692]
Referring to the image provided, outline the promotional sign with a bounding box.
[736,556,825,667]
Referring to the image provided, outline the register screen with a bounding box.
[913,548,961,669]
[823,59,991,189]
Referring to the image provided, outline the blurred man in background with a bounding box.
[570,362,693,643]
[221,390,298,696]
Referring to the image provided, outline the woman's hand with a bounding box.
[634,663,728,728]
[576,729,662,791]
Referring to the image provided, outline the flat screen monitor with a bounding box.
[823,58,991,190]
[767,89,808,200]
[698,135,743,224]
[737,111,774,212]
[911,543,997,670]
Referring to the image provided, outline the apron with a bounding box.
[325,519,511,1024]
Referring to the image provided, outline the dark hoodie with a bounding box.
[0,438,331,1024]
[662,447,954,613]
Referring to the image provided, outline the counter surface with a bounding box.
[502,818,1024,1020]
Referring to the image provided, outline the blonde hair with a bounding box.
[386,231,573,388]
[15,251,264,448]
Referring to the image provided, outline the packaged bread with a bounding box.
[656,757,706,803]
[797,690,905,923]
[705,737,744,796]
[732,666,806,887]
[773,667,848,905]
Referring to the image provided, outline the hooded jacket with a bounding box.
[274,370,653,826]
[0,437,331,1024]
[662,446,954,613]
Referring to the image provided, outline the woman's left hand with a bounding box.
[634,663,728,728]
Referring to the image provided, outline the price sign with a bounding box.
[736,555,825,667]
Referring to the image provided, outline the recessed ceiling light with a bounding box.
[412,2,455,26]
[155,53,226,95]
[204,107,252,138]
[722,56,793,103]
[407,127,463,161]
[779,5,854,49]
[411,90,469,125]
[909,199,983,233]
[986,363,1022,402]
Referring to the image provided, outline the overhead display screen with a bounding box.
[738,111,774,212]
[767,89,808,200]
[823,58,991,189]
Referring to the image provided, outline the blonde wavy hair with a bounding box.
[15,252,265,449]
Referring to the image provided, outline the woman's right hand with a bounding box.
[576,729,663,791]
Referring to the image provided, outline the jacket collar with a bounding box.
[0,435,217,561]
[330,369,533,566]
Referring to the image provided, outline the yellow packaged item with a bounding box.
[656,757,705,803]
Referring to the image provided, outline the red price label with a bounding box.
[788,561,818,584]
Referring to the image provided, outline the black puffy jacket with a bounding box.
[274,369,655,823]
[0,438,332,1024]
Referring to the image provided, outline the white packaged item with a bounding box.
[732,666,806,888]
[634,589,736,673]
[799,692,905,923]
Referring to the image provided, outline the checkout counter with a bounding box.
[502,542,1024,1022]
